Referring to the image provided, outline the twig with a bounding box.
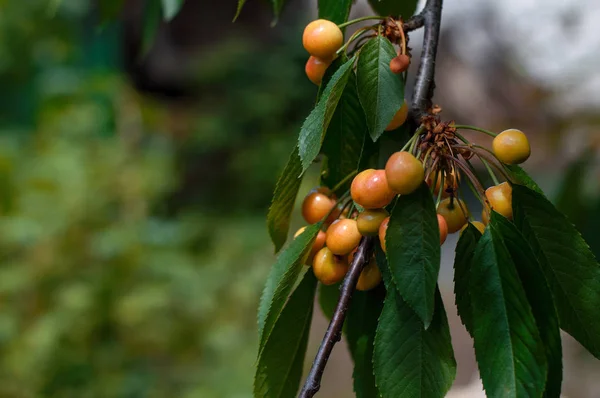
[298,237,376,398]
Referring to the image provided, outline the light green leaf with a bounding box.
[299,57,355,171]
[374,247,456,398]
[492,212,562,398]
[368,0,420,17]
[386,183,440,327]
[254,272,317,398]
[267,147,303,252]
[233,0,247,21]
[453,223,482,336]
[513,184,600,359]
[356,36,404,141]
[469,221,547,397]
[258,223,321,351]
[318,0,353,25]
[161,0,184,21]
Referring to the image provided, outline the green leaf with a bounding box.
[321,71,368,191]
[141,0,162,58]
[299,57,355,172]
[318,283,339,321]
[505,165,544,195]
[318,0,353,25]
[386,182,440,327]
[356,36,405,141]
[513,184,600,359]
[453,223,482,336]
[469,222,547,397]
[267,147,303,252]
[368,0,420,17]
[492,213,562,398]
[258,223,321,351]
[374,247,456,398]
[346,286,385,398]
[160,0,184,21]
[98,0,125,23]
[270,0,286,23]
[555,149,595,223]
[254,272,317,398]
[233,0,247,21]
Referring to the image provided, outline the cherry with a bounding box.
[301,191,336,224]
[356,256,382,291]
[312,247,349,285]
[379,216,390,252]
[351,169,396,209]
[385,151,425,195]
[357,208,389,236]
[302,19,344,60]
[485,182,513,220]
[492,129,531,165]
[326,219,362,255]
[438,214,448,245]
[305,56,331,85]
[294,227,327,264]
[385,101,409,131]
[437,197,469,233]
[482,207,490,225]
[389,54,410,74]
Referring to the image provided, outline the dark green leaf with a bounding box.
[513,184,600,359]
[233,0,247,21]
[141,0,162,58]
[254,272,317,398]
[98,0,125,22]
[386,182,440,327]
[469,222,547,397]
[374,247,456,398]
[505,165,544,195]
[258,223,321,350]
[267,147,304,252]
[492,213,562,398]
[555,149,595,224]
[321,72,367,191]
[453,223,482,336]
[299,57,355,171]
[368,0,419,17]
[356,36,404,141]
[270,0,286,23]
[318,0,353,25]
[318,283,339,321]
[160,0,184,21]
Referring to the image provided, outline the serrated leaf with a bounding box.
[267,147,304,252]
[386,182,440,327]
[374,247,456,398]
[321,71,368,191]
[161,0,183,21]
[505,165,544,195]
[299,57,355,171]
[492,213,562,398]
[258,223,321,351]
[233,0,247,21]
[356,36,404,141]
[368,0,419,17]
[453,223,482,336]
[254,272,317,398]
[513,184,600,359]
[469,221,547,397]
[318,0,353,25]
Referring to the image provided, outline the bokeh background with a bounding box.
[0,0,599,397]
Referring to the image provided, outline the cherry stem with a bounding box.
[400,127,423,152]
[332,171,358,193]
[481,158,500,185]
[337,16,387,29]
[447,155,486,199]
[435,171,445,207]
[454,124,497,138]
[337,26,376,56]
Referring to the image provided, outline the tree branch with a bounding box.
[411,0,444,120]
[298,236,376,398]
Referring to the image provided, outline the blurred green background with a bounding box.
[0,0,599,397]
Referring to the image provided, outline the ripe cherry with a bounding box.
[305,56,331,85]
[438,214,448,245]
[312,247,349,285]
[326,219,362,255]
[301,191,336,224]
[356,256,382,291]
[294,227,327,264]
[385,101,409,131]
[437,197,469,233]
[357,208,389,236]
[385,151,425,195]
[492,129,531,165]
[390,54,410,74]
[379,216,390,252]
[351,169,396,209]
[302,19,344,60]
[485,182,513,220]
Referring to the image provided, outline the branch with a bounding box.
[298,236,376,398]
[411,0,444,120]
